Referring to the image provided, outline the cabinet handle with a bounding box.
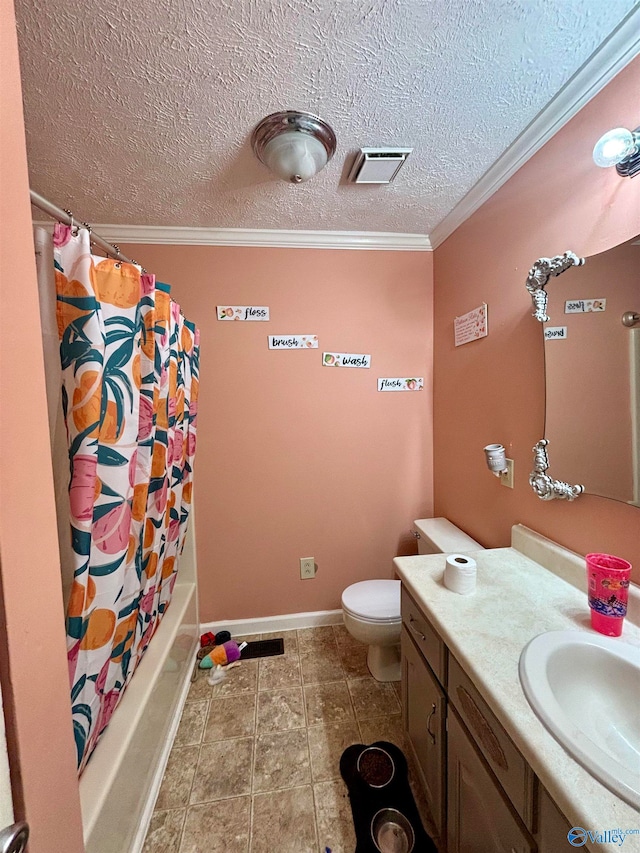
[408,615,426,642]
[426,702,437,744]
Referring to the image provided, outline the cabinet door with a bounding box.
[535,784,573,853]
[447,710,535,853]
[401,627,446,839]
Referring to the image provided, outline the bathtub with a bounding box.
[78,515,199,853]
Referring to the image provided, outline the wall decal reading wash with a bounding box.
[218,306,270,321]
[378,378,424,391]
[268,335,318,349]
[323,352,371,368]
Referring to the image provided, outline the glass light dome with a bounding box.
[251,111,337,184]
[592,127,638,168]
[262,132,328,183]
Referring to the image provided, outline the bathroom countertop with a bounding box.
[393,546,640,853]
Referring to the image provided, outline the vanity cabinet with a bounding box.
[534,785,573,853]
[401,626,446,839]
[447,710,535,853]
[401,585,572,853]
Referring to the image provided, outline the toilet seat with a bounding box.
[341,580,401,624]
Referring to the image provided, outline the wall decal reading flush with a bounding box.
[484,444,508,476]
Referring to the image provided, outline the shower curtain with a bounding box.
[53,224,200,771]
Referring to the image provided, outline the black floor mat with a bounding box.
[241,638,284,659]
[340,741,438,852]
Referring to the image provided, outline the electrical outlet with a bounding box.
[300,557,316,579]
[499,458,514,488]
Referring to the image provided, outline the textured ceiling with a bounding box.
[16,0,636,235]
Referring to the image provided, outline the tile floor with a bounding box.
[142,624,435,853]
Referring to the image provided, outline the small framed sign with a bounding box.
[218,306,270,321]
[323,352,371,368]
[454,303,488,347]
[378,378,424,391]
[268,335,318,349]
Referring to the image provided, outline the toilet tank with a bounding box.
[413,517,483,555]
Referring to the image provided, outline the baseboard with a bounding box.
[129,645,196,853]
[200,608,343,636]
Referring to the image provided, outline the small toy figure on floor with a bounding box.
[207,660,241,686]
[199,640,247,669]
[200,630,231,648]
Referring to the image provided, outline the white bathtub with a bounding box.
[79,516,199,853]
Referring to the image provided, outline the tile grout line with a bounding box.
[248,660,259,853]
[174,689,211,850]
[298,631,320,853]
[175,806,189,853]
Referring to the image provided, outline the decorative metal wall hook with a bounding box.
[529,440,584,501]
[525,252,584,322]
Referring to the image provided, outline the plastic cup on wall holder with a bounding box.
[586,553,632,637]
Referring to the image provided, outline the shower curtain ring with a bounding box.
[64,208,77,235]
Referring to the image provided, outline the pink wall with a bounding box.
[434,56,640,583]
[0,0,85,848]
[121,244,434,621]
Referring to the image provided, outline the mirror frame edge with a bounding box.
[526,251,586,501]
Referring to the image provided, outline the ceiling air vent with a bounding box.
[348,147,413,184]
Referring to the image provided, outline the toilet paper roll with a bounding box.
[444,554,477,595]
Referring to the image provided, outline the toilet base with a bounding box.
[367,642,401,682]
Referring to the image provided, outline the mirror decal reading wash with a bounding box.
[526,239,640,506]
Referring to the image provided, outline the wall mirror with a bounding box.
[525,235,640,504]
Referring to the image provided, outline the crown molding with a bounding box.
[429,6,640,250]
[87,225,432,252]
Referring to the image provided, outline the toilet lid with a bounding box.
[342,580,401,623]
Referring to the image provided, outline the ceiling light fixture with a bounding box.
[592,125,640,177]
[251,111,337,184]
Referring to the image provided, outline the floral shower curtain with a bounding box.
[54,224,200,771]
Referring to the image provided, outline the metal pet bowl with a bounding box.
[356,746,395,788]
[371,808,415,853]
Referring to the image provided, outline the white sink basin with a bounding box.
[519,630,640,809]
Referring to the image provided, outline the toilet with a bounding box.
[341,518,483,681]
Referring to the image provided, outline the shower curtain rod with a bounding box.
[30,189,144,269]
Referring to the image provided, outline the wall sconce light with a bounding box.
[484,444,507,476]
[251,111,337,184]
[592,126,640,177]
